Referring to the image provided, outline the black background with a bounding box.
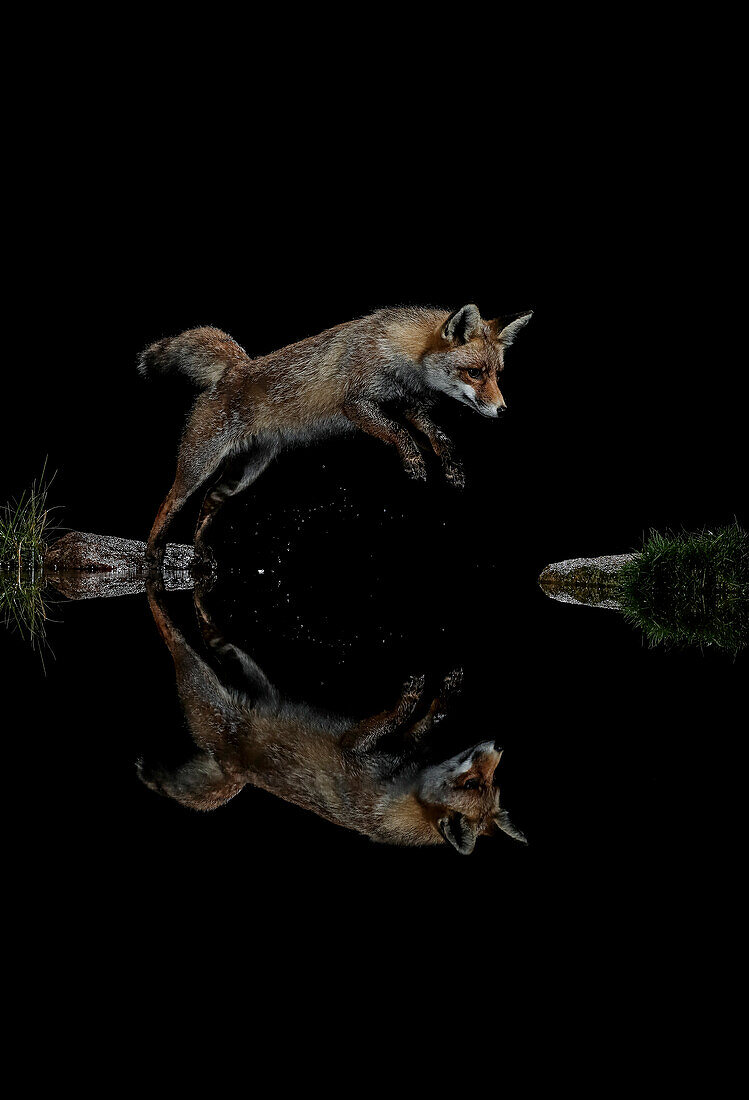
[2,104,746,1054]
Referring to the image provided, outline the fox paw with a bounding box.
[443,460,466,489]
[404,456,428,482]
[403,673,426,702]
[442,667,464,696]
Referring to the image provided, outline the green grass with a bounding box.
[0,464,59,660]
[0,567,51,654]
[0,461,57,569]
[618,523,749,655]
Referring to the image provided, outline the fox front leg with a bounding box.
[403,407,465,489]
[343,400,427,481]
[146,394,239,570]
[401,667,464,744]
[341,674,426,753]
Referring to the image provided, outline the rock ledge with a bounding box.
[538,552,639,609]
[44,531,194,573]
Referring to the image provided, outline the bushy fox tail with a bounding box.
[137,326,249,388]
[135,755,238,811]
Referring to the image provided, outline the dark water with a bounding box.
[4,469,745,954]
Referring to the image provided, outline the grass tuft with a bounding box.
[0,568,52,656]
[0,463,60,661]
[618,523,749,655]
[0,460,58,569]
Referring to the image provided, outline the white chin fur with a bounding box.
[427,372,500,418]
[456,384,499,419]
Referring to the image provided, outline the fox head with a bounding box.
[376,740,526,854]
[422,304,533,418]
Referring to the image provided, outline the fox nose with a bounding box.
[496,404,507,415]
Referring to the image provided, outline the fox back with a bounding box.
[138,305,532,423]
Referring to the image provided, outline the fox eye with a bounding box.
[463,778,481,791]
[466,368,482,380]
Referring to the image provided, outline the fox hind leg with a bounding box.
[193,442,276,565]
[146,397,240,570]
[194,593,279,706]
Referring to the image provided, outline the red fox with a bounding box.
[139,581,526,854]
[138,305,532,568]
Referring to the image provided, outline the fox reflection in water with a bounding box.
[140,583,526,854]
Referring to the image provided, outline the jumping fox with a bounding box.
[138,304,533,567]
[140,583,526,854]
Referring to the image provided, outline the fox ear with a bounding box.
[494,810,527,844]
[495,310,533,347]
[443,304,482,344]
[438,813,478,855]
